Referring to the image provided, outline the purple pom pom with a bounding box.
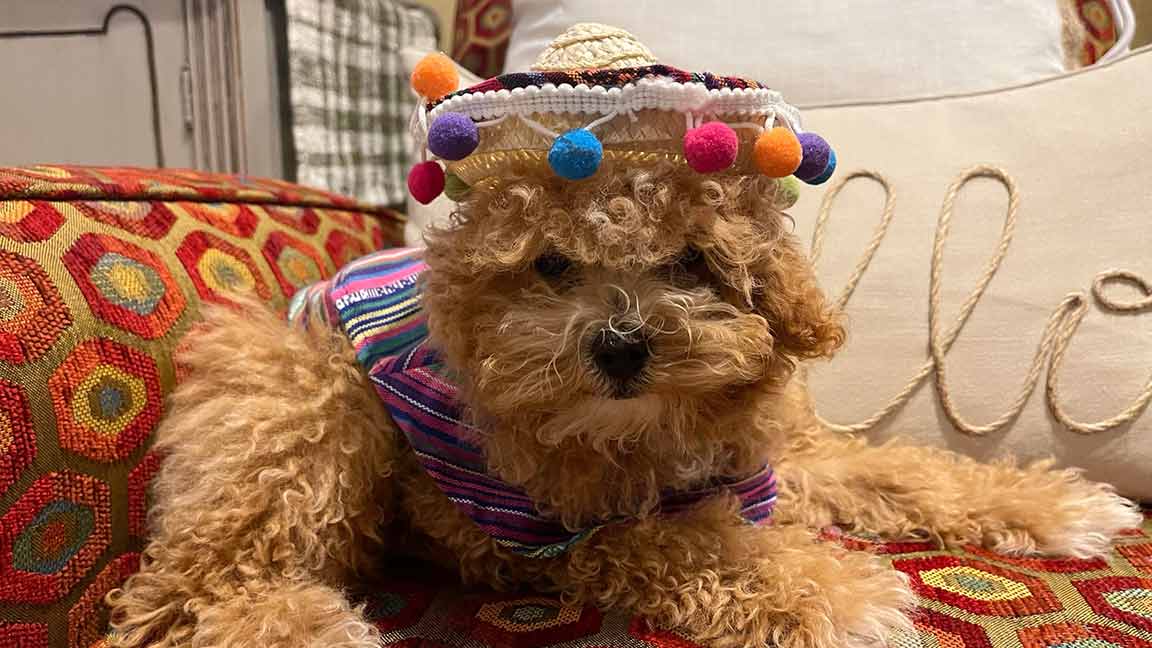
[427,112,479,161]
[794,132,832,181]
[804,150,837,185]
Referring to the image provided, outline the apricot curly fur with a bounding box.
[109,166,1140,648]
[107,298,395,647]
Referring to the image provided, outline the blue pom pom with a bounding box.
[803,149,837,185]
[427,112,479,161]
[548,129,602,180]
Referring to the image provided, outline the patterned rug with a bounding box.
[347,511,1152,648]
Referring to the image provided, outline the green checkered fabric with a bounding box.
[286,0,437,207]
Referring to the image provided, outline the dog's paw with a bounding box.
[777,552,916,648]
[822,554,917,648]
[983,471,1142,559]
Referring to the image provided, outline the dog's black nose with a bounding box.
[590,331,648,382]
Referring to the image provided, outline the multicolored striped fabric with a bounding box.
[288,247,427,368]
[371,339,599,558]
[290,248,779,558]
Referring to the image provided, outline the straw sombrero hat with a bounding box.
[405,23,836,205]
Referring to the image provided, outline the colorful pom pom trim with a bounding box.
[753,127,803,178]
[549,129,603,180]
[411,53,459,101]
[405,59,837,201]
[804,149,837,186]
[774,176,802,209]
[408,161,445,204]
[427,112,480,161]
[444,173,471,201]
[684,122,739,173]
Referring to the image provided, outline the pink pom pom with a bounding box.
[407,161,445,204]
[683,122,739,173]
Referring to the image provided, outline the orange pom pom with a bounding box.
[411,53,459,100]
[753,127,803,177]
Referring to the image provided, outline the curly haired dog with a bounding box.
[108,164,1140,648]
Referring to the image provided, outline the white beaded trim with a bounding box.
[428,77,802,131]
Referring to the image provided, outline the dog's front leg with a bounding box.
[107,302,398,648]
[774,426,1141,557]
[557,498,914,648]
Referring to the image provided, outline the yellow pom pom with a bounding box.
[411,53,459,100]
[753,127,803,178]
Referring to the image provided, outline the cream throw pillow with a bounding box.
[794,46,1152,500]
[507,0,1072,105]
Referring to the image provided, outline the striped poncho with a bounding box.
[289,248,778,558]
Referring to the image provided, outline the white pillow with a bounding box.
[507,0,1070,105]
[792,46,1152,499]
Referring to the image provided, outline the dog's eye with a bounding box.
[670,246,713,288]
[533,253,572,279]
[675,246,707,274]
[678,246,702,265]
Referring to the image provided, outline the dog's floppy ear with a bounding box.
[753,235,845,360]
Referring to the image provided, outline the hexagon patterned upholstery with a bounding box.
[0,165,402,646]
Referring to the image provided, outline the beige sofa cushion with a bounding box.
[794,46,1151,500]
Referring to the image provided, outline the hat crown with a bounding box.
[531,23,658,71]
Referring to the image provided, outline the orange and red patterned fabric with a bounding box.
[346,516,1152,648]
[79,515,1142,648]
[452,0,512,79]
[0,165,402,647]
[1076,0,1122,65]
